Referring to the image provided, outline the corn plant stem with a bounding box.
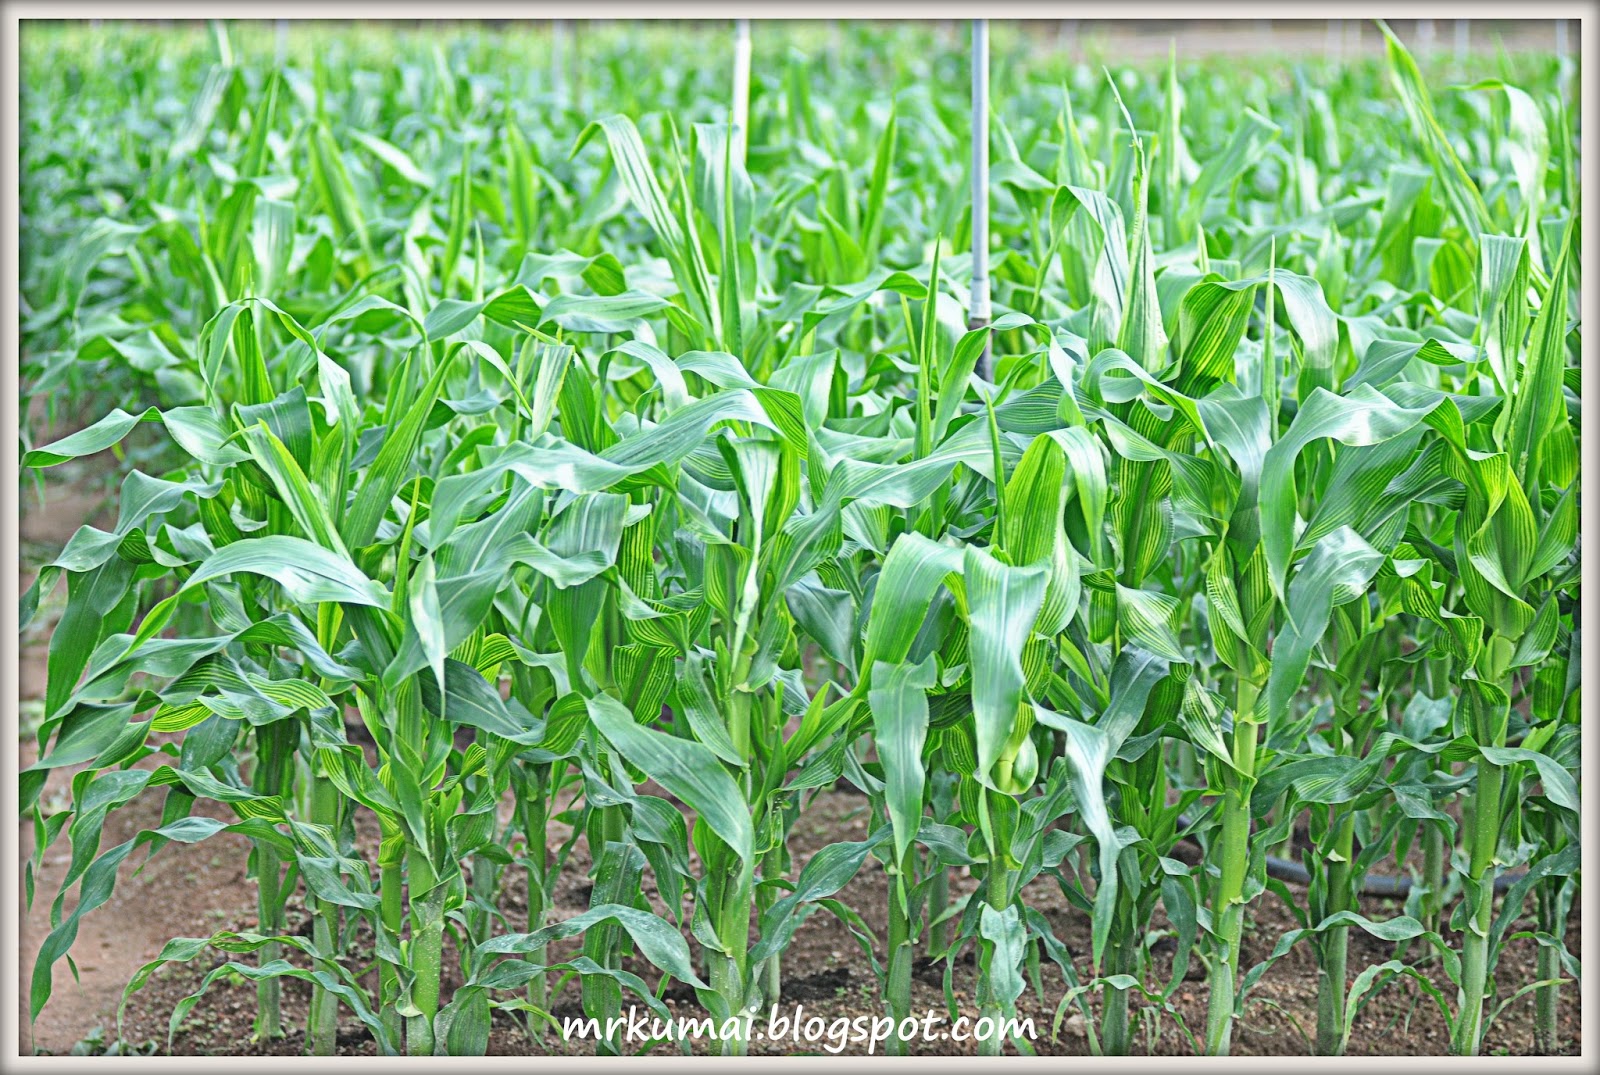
[927,854,951,954]
[585,802,627,1055]
[308,916,337,1053]
[756,842,783,1009]
[1535,941,1561,1053]
[714,641,760,1040]
[729,689,752,773]
[308,612,344,1056]
[1422,818,1445,936]
[252,841,284,1040]
[978,801,1011,1059]
[249,723,291,1040]
[405,847,445,1056]
[308,774,342,1056]
[468,846,497,975]
[712,857,754,1057]
[1454,755,1504,1056]
[378,847,405,1047]
[1534,877,1560,1052]
[1205,676,1260,1056]
[465,754,505,974]
[1100,920,1133,1056]
[1314,810,1355,1055]
[519,770,551,1041]
[885,855,916,1056]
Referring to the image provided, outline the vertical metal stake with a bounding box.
[1058,18,1077,58]
[552,19,568,104]
[971,19,992,382]
[733,18,752,167]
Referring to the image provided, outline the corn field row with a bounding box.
[19,19,1580,1057]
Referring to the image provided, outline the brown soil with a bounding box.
[18,735,263,1056]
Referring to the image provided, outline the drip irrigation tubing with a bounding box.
[1173,814,1525,897]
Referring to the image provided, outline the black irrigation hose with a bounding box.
[830,785,1530,898]
[1257,853,1521,897]
[1173,815,1525,897]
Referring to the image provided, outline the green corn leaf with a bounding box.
[1505,217,1575,489]
[1265,526,1386,730]
[477,902,709,991]
[867,656,937,866]
[1261,385,1439,598]
[1379,21,1494,246]
[963,545,1048,791]
[587,694,752,861]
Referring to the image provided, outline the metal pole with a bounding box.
[1455,19,1469,65]
[552,19,568,104]
[275,19,288,66]
[732,18,752,167]
[1326,19,1343,62]
[1417,18,1434,56]
[971,19,991,382]
[1058,18,1077,59]
[1556,18,1572,98]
